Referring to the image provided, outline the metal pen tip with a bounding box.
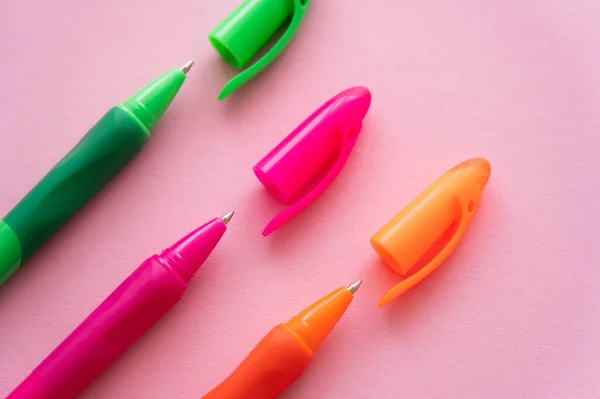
[181,60,195,74]
[347,280,362,294]
[221,211,234,225]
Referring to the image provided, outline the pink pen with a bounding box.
[8,211,234,399]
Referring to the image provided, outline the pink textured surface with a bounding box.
[0,0,599,398]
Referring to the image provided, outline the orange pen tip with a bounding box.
[286,284,358,352]
[347,280,362,294]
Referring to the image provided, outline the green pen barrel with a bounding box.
[0,66,187,285]
[209,0,295,69]
[3,107,147,266]
[0,221,21,284]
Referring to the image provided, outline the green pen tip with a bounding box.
[122,66,189,131]
[181,60,194,74]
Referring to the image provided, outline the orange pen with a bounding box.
[371,158,491,307]
[200,281,362,399]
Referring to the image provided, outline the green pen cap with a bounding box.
[209,0,310,100]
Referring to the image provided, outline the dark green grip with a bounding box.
[4,106,148,262]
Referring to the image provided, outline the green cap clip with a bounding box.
[209,0,310,100]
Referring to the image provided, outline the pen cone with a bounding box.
[163,218,228,282]
[122,67,188,131]
[285,285,357,352]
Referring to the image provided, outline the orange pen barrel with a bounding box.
[199,325,312,399]
[200,283,359,399]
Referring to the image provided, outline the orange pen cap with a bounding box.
[371,158,491,307]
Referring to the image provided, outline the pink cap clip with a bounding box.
[253,86,372,236]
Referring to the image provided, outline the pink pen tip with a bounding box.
[162,218,228,282]
[221,211,234,224]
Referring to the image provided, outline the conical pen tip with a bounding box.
[347,280,362,294]
[181,60,195,74]
[221,211,234,225]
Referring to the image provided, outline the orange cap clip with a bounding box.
[371,158,491,307]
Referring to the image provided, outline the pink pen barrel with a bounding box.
[8,217,228,399]
[8,257,186,399]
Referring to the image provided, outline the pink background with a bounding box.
[1,0,600,398]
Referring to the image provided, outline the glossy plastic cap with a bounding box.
[209,0,311,99]
[254,87,371,236]
[371,158,491,307]
[209,0,294,69]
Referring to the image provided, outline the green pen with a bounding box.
[0,61,194,286]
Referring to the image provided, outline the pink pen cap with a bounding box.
[253,86,371,236]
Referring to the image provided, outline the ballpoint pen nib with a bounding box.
[347,280,362,294]
[181,60,195,74]
[221,211,235,225]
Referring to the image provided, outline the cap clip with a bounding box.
[209,0,310,100]
[371,158,491,307]
[254,87,372,236]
